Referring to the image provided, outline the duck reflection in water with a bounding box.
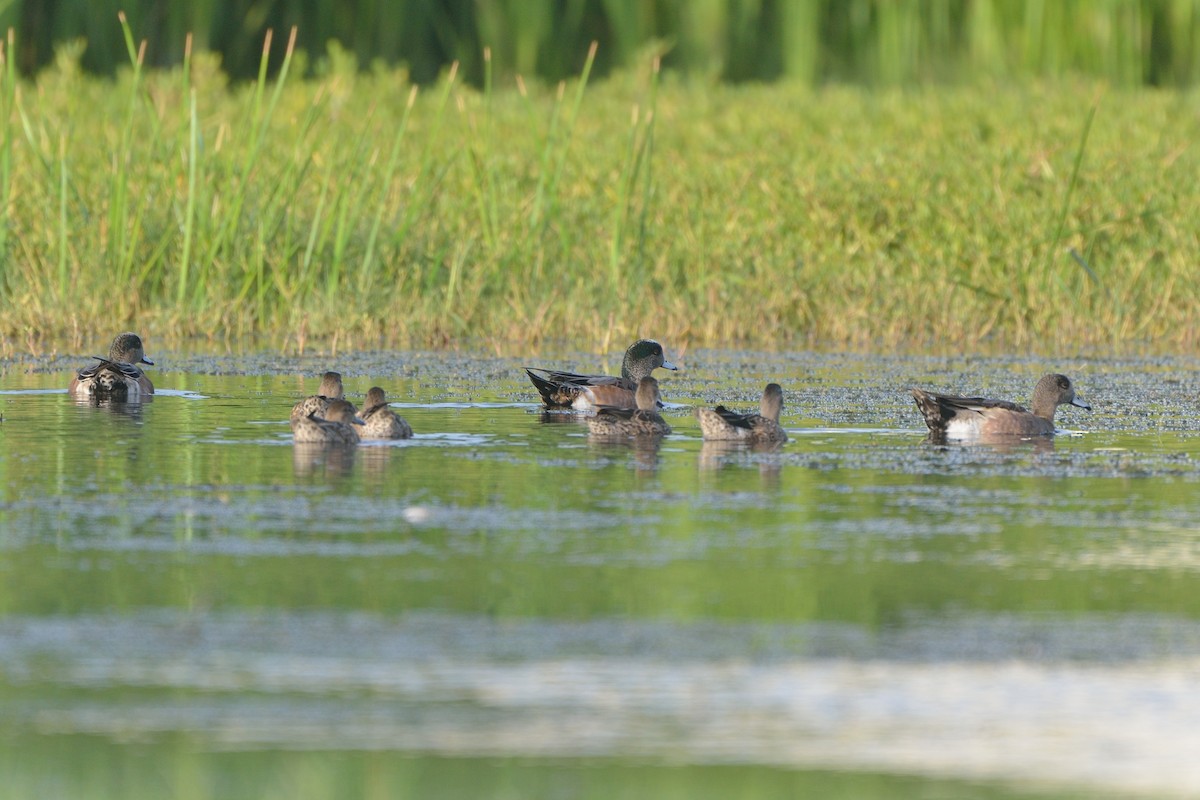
[698,439,784,487]
[921,430,1056,453]
[358,442,399,480]
[292,441,357,478]
[71,393,151,419]
[587,434,664,474]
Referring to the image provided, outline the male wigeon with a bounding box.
[526,339,676,410]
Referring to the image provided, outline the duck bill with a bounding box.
[141,357,155,365]
[661,360,678,371]
[1071,399,1092,411]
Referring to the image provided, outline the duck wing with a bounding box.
[78,356,143,380]
[593,404,637,421]
[929,392,1028,414]
[526,367,635,407]
[712,405,756,430]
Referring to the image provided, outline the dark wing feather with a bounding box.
[525,367,635,408]
[541,369,627,388]
[930,392,1028,414]
[78,356,143,380]
[525,368,564,406]
[593,405,637,421]
[713,405,755,430]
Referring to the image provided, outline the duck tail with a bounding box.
[525,368,558,407]
[909,388,946,433]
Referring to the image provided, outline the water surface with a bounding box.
[2,349,1199,798]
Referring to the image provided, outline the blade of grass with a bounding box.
[534,40,597,230]
[198,27,298,305]
[0,29,15,273]
[632,55,660,269]
[1043,93,1100,277]
[178,88,197,305]
[57,134,68,301]
[111,12,146,288]
[358,84,418,300]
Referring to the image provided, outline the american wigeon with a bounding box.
[526,339,677,410]
[290,371,354,423]
[587,377,672,437]
[696,383,788,443]
[68,332,155,401]
[911,373,1091,439]
[291,398,363,444]
[355,387,413,440]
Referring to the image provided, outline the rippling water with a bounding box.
[1,349,1198,798]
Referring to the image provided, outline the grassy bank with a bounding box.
[12,1,1200,88]
[1,33,1199,355]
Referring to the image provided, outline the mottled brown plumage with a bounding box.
[291,398,364,444]
[290,371,353,423]
[68,332,155,401]
[587,377,672,438]
[696,383,787,443]
[911,373,1090,439]
[355,386,413,440]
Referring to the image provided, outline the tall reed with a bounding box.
[1,20,1200,353]
[0,30,15,275]
[6,1,1200,88]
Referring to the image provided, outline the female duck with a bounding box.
[68,332,155,401]
[911,373,1090,439]
[290,371,353,423]
[355,387,413,440]
[587,377,672,438]
[696,383,787,443]
[292,399,364,444]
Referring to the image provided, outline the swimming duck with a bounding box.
[68,332,155,401]
[526,339,676,410]
[911,373,1090,439]
[696,383,787,443]
[355,387,413,440]
[587,377,672,437]
[290,371,353,423]
[291,398,364,444]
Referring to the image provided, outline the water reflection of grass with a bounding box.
[0,737,1081,800]
[3,24,1199,353]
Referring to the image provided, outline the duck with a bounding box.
[291,398,364,444]
[290,371,354,423]
[68,332,155,401]
[587,377,672,437]
[910,373,1090,439]
[526,339,676,410]
[696,383,787,443]
[355,387,413,440]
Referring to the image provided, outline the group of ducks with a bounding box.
[67,333,1092,444]
[67,332,413,444]
[524,339,789,442]
[523,338,1090,441]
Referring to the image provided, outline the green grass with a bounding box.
[11,1,1200,89]
[1,36,1200,355]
